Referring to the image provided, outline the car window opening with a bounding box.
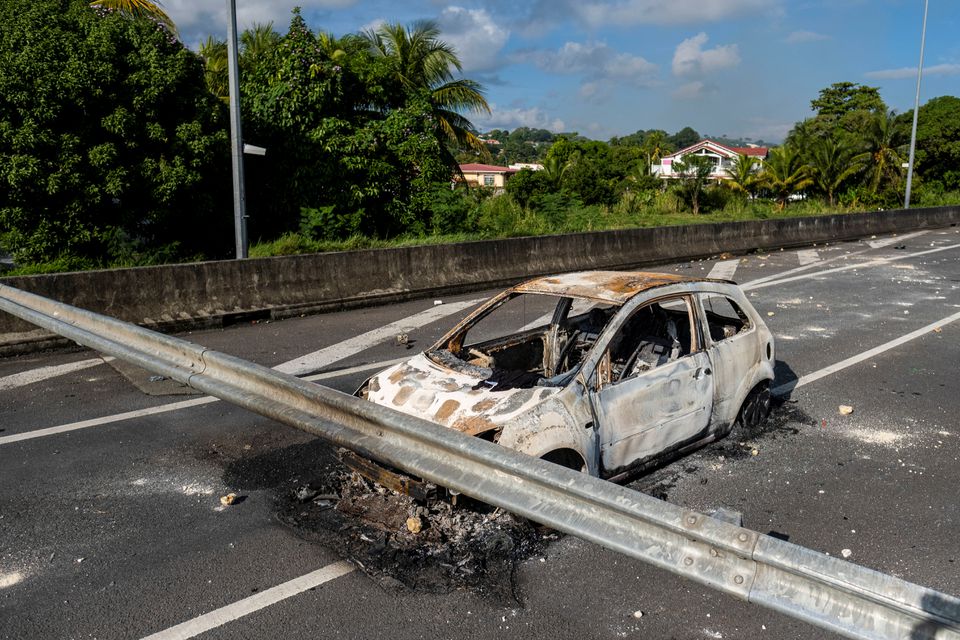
[428,293,618,391]
[701,295,751,342]
[608,299,693,383]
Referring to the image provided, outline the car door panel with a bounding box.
[592,350,713,473]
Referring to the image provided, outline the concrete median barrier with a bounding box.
[2,205,958,354]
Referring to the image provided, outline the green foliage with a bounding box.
[758,146,813,209]
[671,155,714,214]
[910,96,960,191]
[0,0,231,266]
[506,168,553,209]
[811,82,885,117]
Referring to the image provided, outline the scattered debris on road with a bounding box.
[838,405,854,416]
[219,493,237,506]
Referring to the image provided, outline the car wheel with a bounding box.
[738,383,771,430]
[541,448,587,473]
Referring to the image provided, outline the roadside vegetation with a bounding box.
[2,1,959,274]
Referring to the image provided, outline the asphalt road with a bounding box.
[1,226,959,640]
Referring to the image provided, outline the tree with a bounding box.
[805,139,861,206]
[641,130,672,166]
[908,96,960,191]
[199,36,228,101]
[758,147,812,209]
[669,126,700,150]
[724,153,760,200]
[363,21,490,155]
[811,82,885,117]
[672,155,714,214]
[0,0,230,266]
[506,168,553,209]
[853,110,906,197]
[89,0,176,35]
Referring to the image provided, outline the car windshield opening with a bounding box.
[428,292,619,390]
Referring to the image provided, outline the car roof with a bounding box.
[512,270,726,304]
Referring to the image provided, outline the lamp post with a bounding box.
[903,0,929,209]
[226,0,247,258]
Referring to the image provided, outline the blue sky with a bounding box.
[165,1,958,143]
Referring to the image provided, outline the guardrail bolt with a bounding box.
[686,515,697,525]
[684,557,694,566]
[710,549,719,557]
[734,575,745,585]
[738,532,749,542]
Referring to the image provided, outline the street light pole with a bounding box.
[226,0,248,258]
[904,0,929,209]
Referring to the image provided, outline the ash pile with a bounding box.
[276,466,552,603]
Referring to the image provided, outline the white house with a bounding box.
[652,140,768,181]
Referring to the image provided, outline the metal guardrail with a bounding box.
[1,283,958,640]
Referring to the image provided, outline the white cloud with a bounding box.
[785,30,829,44]
[575,0,779,27]
[472,105,566,132]
[672,81,705,100]
[865,63,960,80]
[672,32,740,77]
[437,7,510,72]
[524,41,657,86]
[358,18,386,35]
[164,0,357,47]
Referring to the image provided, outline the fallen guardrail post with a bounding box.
[1,283,957,640]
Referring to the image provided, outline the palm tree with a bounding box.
[758,146,813,209]
[641,130,671,167]
[673,155,714,215]
[853,110,906,195]
[806,139,862,207]
[724,153,759,199]
[198,36,228,101]
[239,23,279,72]
[90,0,176,35]
[363,21,490,153]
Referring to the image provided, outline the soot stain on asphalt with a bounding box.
[632,400,815,500]
[219,440,550,605]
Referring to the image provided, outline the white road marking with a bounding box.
[139,560,355,640]
[796,249,819,266]
[867,230,927,249]
[0,356,113,391]
[748,242,960,291]
[707,259,739,281]
[772,309,960,397]
[0,397,219,445]
[5,240,959,444]
[0,356,411,446]
[274,298,481,376]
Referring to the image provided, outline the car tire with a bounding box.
[737,383,771,430]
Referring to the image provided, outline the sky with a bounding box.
[164,0,958,143]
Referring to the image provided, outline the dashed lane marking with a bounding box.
[796,249,819,266]
[139,561,355,640]
[0,357,410,446]
[707,259,739,281]
[0,356,113,391]
[273,298,482,376]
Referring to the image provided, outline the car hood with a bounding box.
[364,353,560,436]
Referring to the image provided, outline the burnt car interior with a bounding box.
[606,298,694,383]
[430,293,618,390]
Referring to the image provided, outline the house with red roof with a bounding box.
[457,163,519,189]
[652,140,768,182]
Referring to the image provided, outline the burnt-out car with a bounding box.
[357,271,774,481]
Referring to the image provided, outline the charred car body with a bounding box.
[357,271,774,482]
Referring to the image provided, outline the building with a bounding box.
[457,163,519,189]
[652,140,768,181]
